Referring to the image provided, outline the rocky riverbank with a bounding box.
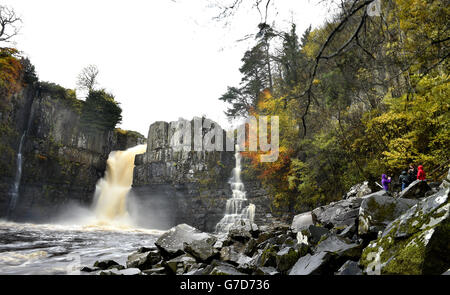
[83,170,450,275]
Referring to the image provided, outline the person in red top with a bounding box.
[417,165,426,181]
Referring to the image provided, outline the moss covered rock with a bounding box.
[358,194,418,236]
[360,188,449,275]
[275,247,300,272]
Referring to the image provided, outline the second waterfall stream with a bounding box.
[215,145,256,232]
[93,144,147,227]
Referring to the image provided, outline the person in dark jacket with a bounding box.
[407,164,417,185]
[417,165,426,181]
[381,174,391,191]
[398,171,409,191]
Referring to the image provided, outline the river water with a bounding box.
[0,221,162,275]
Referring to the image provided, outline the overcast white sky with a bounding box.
[3,0,333,136]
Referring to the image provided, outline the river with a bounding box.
[0,221,162,275]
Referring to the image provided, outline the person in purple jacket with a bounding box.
[381,174,391,191]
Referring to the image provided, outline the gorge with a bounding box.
[0,0,448,277]
[0,83,273,230]
[0,78,448,276]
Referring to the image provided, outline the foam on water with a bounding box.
[215,145,256,232]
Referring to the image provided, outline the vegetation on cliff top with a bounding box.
[218,0,449,214]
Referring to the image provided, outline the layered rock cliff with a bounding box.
[132,118,274,232]
[0,83,145,221]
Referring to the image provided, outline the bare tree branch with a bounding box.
[0,5,22,43]
[77,65,99,92]
[297,0,376,137]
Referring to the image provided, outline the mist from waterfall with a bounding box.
[215,145,256,232]
[91,144,147,227]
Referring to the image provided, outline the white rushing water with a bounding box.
[0,221,162,275]
[0,144,166,274]
[92,144,147,227]
[215,145,256,232]
[6,133,26,218]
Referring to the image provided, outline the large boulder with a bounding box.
[304,225,330,245]
[275,247,300,273]
[335,260,363,275]
[399,180,431,199]
[291,212,313,233]
[360,188,450,275]
[289,234,362,275]
[197,260,247,275]
[259,245,279,268]
[126,250,162,270]
[210,265,247,275]
[439,168,450,190]
[99,268,142,275]
[183,236,218,262]
[312,197,365,228]
[338,223,357,239]
[219,246,252,266]
[228,225,254,243]
[163,254,198,274]
[358,193,418,236]
[155,224,216,258]
[315,235,362,260]
[253,266,279,275]
[143,267,167,275]
[93,260,122,270]
[344,181,372,199]
[288,252,331,275]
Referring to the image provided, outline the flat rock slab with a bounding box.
[288,252,331,275]
[315,235,361,259]
[312,196,366,228]
[99,268,141,275]
[210,265,247,275]
[335,260,362,275]
[155,224,216,258]
[127,250,161,270]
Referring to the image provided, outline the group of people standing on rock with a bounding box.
[382,164,426,192]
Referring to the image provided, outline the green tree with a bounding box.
[80,89,122,134]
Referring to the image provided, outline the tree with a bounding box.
[76,64,99,92]
[0,5,21,43]
[80,89,122,134]
[219,41,272,118]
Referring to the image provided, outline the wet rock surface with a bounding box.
[335,260,362,275]
[312,197,364,228]
[360,188,449,274]
[82,180,450,276]
[399,180,432,199]
[358,193,418,236]
[155,224,216,259]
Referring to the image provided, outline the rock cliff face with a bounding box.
[132,118,273,232]
[0,84,144,221]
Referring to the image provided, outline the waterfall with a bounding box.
[215,145,256,233]
[92,144,147,226]
[6,133,26,218]
[7,100,35,219]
